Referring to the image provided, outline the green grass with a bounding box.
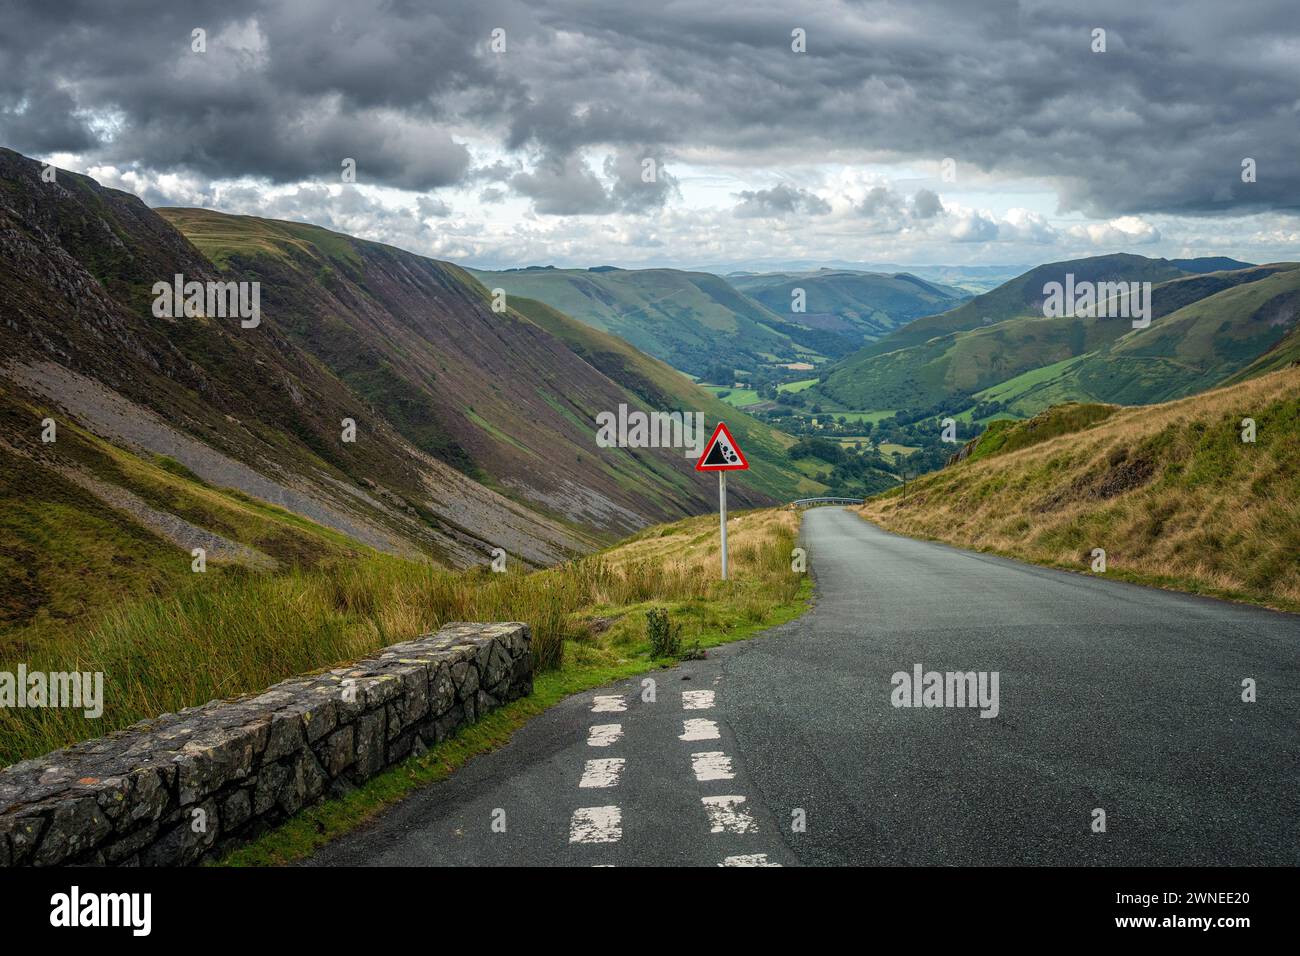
[965,402,1118,462]
[215,573,811,866]
[878,442,920,460]
[706,385,762,408]
[777,378,819,393]
[0,508,807,766]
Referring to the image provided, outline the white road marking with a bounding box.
[701,795,758,834]
[720,853,780,867]
[690,751,735,782]
[680,718,720,741]
[587,723,623,747]
[591,695,626,713]
[682,690,715,710]
[579,758,626,788]
[569,806,622,843]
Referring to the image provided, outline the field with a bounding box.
[705,385,763,408]
[778,378,819,393]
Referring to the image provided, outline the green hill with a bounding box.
[727,269,968,356]
[816,259,1297,418]
[468,265,799,377]
[848,254,1213,361]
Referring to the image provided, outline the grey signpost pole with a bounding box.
[719,471,728,580]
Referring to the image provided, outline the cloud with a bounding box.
[911,189,944,220]
[734,183,831,218]
[1067,216,1161,246]
[4,0,1297,265]
[603,148,680,213]
[510,153,614,215]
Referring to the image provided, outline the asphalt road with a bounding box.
[306,507,1300,866]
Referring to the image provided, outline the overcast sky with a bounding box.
[4,0,1298,270]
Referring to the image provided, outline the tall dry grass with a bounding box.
[0,507,801,764]
[861,367,1300,609]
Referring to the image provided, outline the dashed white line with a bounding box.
[579,758,626,788]
[587,723,623,747]
[719,853,780,867]
[682,689,715,710]
[591,695,626,713]
[569,806,622,844]
[690,751,735,782]
[679,718,720,741]
[701,795,758,834]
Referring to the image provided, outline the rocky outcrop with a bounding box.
[0,622,531,867]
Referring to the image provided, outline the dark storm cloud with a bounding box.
[2,0,1297,215]
[912,189,944,220]
[734,184,831,218]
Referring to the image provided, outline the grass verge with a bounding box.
[860,367,1300,612]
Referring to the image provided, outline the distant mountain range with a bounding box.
[814,253,1298,420]
[727,269,969,358]
[470,264,968,376]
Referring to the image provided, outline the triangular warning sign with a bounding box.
[695,421,749,471]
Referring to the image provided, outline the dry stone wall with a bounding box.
[0,622,531,866]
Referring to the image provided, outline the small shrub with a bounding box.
[645,607,682,658]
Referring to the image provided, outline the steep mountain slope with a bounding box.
[0,148,811,639]
[727,268,968,356]
[860,367,1300,610]
[467,265,803,375]
[816,260,1296,415]
[160,208,785,524]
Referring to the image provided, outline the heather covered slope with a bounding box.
[859,368,1300,611]
[0,148,811,644]
[0,149,592,574]
[160,207,798,513]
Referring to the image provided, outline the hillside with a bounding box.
[859,367,1300,611]
[0,148,811,644]
[469,265,819,376]
[815,260,1298,416]
[847,254,1231,362]
[508,295,826,500]
[727,268,968,356]
[160,208,792,518]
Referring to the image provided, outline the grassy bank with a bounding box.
[859,367,1300,611]
[0,507,807,767]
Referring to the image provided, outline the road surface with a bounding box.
[306,507,1300,866]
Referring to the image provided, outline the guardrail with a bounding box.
[791,497,865,508]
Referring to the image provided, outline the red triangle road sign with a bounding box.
[695,421,749,471]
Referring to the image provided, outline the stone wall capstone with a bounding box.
[0,622,532,866]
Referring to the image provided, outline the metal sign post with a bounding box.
[719,471,728,580]
[695,421,748,580]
